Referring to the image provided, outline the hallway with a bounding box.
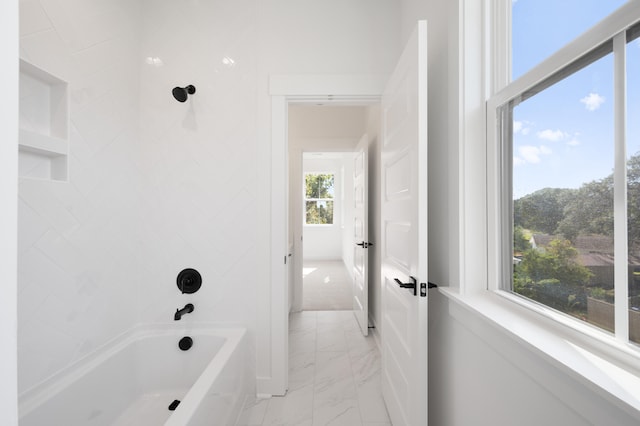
[237,311,390,425]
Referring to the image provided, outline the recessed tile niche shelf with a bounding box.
[19,59,69,182]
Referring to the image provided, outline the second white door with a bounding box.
[352,134,369,336]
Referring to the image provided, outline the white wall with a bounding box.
[136,0,260,331]
[428,292,640,425]
[1,0,18,422]
[18,0,142,393]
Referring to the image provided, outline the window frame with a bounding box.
[486,1,640,346]
[303,171,336,226]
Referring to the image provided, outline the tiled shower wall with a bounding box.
[18,0,142,393]
[18,0,400,397]
[135,0,260,328]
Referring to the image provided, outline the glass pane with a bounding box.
[305,200,334,225]
[305,174,335,199]
[627,31,640,344]
[511,51,615,331]
[512,0,627,80]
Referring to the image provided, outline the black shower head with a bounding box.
[172,85,196,102]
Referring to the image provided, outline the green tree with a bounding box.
[305,173,334,199]
[627,153,640,252]
[514,225,531,254]
[305,200,334,224]
[305,174,334,224]
[517,238,592,286]
[514,187,575,234]
[514,238,593,313]
[556,176,613,241]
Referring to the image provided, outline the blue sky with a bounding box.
[511,0,637,198]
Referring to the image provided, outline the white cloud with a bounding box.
[513,156,525,166]
[537,129,568,142]
[514,120,531,136]
[513,120,522,133]
[518,145,552,164]
[567,138,580,146]
[580,92,605,111]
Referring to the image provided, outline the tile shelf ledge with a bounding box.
[19,129,67,157]
[19,59,69,182]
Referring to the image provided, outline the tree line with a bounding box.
[514,151,640,247]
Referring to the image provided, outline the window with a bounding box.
[304,173,335,225]
[512,0,627,80]
[627,22,640,344]
[490,1,640,344]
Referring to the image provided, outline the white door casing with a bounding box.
[353,134,369,336]
[380,20,428,426]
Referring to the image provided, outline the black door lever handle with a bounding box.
[394,276,417,296]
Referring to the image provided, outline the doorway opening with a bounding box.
[264,76,384,396]
[287,104,377,317]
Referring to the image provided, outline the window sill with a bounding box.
[438,286,640,418]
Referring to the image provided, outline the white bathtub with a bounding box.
[19,325,252,426]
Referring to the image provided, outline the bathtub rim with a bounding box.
[164,326,247,425]
[19,323,247,419]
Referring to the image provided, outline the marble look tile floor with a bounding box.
[236,310,391,426]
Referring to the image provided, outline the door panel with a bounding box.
[384,152,412,199]
[384,221,411,271]
[352,134,369,336]
[380,20,428,426]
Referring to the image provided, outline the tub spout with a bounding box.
[174,303,194,321]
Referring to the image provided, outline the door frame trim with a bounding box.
[262,74,383,396]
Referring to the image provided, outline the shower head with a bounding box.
[172,85,196,102]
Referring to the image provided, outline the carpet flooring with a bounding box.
[302,260,353,311]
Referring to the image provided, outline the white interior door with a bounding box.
[380,20,428,426]
[353,134,369,336]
